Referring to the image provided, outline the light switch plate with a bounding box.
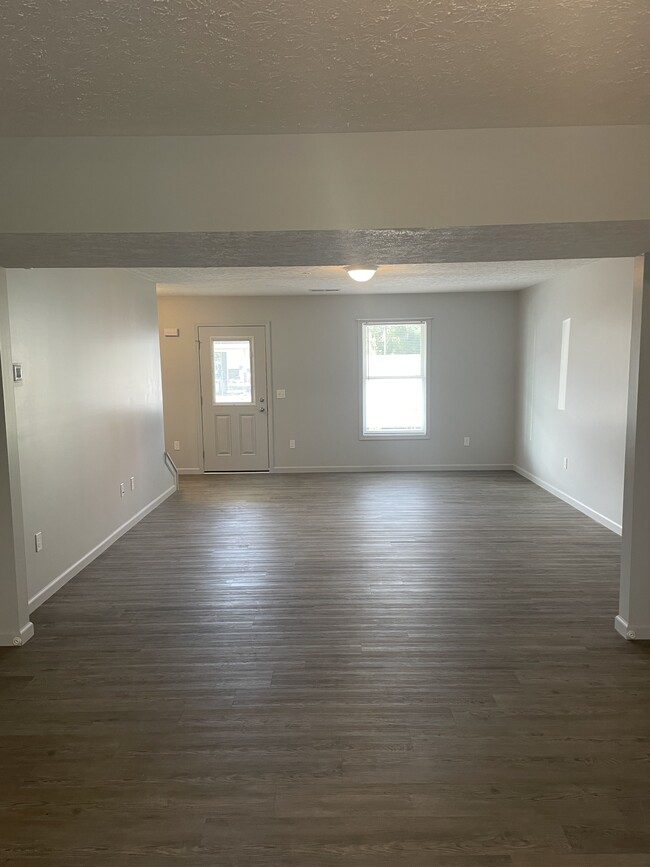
[276,389,286,399]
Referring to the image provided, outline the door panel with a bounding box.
[199,326,269,471]
[239,414,256,455]
[214,415,232,457]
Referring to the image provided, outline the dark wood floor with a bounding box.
[1,471,650,866]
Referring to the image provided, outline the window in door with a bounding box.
[361,320,428,437]
[212,339,253,404]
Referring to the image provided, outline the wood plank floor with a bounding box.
[1,471,650,866]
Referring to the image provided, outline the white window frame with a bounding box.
[359,318,431,440]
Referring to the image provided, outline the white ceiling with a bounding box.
[1,1,648,135]
[130,260,597,296]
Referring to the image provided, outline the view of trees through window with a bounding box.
[362,321,427,435]
[366,323,422,356]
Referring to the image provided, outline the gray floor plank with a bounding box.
[1,470,649,865]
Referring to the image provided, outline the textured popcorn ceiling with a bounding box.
[1,1,648,136]
[129,260,597,296]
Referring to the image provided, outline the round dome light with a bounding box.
[345,266,378,283]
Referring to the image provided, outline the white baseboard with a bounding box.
[0,621,35,647]
[28,485,176,613]
[615,614,650,641]
[178,468,202,475]
[271,464,513,473]
[513,465,622,535]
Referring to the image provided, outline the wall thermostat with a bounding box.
[12,363,23,383]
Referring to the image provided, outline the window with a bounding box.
[212,339,253,404]
[361,320,428,437]
[558,318,571,411]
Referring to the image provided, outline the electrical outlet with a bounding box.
[463,437,470,446]
[289,439,296,449]
[563,457,569,469]
[34,531,43,553]
[130,476,135,491]
[120,482,126,497]
[173,441,180,451]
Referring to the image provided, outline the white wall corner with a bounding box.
[0,622,34,647]
[513,465,622,535]
[0,621,34,647]
[618,254,650,643]
[615,615,650,641]
[0,269,33,646]
[28,484,176,612]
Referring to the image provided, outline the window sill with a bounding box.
[360,433,430,441]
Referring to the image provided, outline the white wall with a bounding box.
[0,270,32,645]
[158,291,518,472]
[7,268,175,608]
[618,256,650,639]
[515,258,635,532]
[1,127,649,233]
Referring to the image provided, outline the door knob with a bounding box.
[260,407,266,413]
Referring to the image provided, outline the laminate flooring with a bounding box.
[1,471,650,866]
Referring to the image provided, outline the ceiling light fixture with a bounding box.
[345,266,378,283]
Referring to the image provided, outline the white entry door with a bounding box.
[198,326,270,471]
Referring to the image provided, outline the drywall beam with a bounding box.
[0,269,33,646]
[617,254,650,640]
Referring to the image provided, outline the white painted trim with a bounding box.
[264,322,275,471]
[0,621,34,647]
[558,317,571,411]
[19,621,34,644]
[615,614,650,641]
[272,464,513,473]
[195,328,206,473]
[28,485,176,613]
[358,318,432,441]
[178,467,202,475]
[513,465,622,535]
